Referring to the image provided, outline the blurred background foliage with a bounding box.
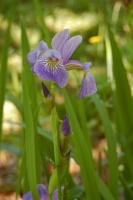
[0,0,133,199]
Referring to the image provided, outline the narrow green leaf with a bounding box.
[96,174,115,200]
[63,89,101,200]
[32,0,50,44]
[50,108,62,200]
[92,94,118,199]
[22,78,39,200]
[21,17,40,199]
[0,19,11,143]
[105,24,133,179]
[21,17,38,115]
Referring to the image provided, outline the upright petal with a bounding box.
[37,40,49,51]
[52,29,70,52]
[78,72,97,99]
[27,49,38,65]
[62,35,82,64]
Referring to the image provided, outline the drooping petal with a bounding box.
[52,66,69,88]
[61,115,72,137]
[65,60,84,71]
[65,60,92,71]
[33,50,69,88]
[83,62,92,71]
[37,40,49,51]
[52,29,70,52]
[62,35,82,64]
[78,72,97,99]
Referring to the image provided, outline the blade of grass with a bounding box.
[105,24,133,179]
[92,94,118,199]
[32,0,50,43]
[96,174,115,200]
[22,77,39,200]
[0,19,12,144]
[63,89,101,200]
[21,17,40,199]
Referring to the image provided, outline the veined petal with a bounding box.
[62,35,82,64]
[52,66,69,88]
[37,40,49,51]
[78,72,97,99]
[52,29,70,52]
[34,59,68,88]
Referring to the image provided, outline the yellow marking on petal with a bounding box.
[48,58,59,68]
[65,64,83,71]
[89,36,102,44]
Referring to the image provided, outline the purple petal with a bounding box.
[22,191,33,200]
[62,35,82,64]
[42,82,52,99]
[61,115,72,137]
[27,49,38,65]
[34,59,68,88]
[52,29,70,52]
[52,187,64,200]
[83,62,92,71]
[37,41,49,51]
[22,184,48,200]
[52,67,69,88]
[78,72,97,99]
[38,184,48,200]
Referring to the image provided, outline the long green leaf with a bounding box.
[0,19,11,143]
[22,79,39,200]
[63,89,101,200]
[21,18,40,199]
[32,0,50,43]
[92,94,118,199]
[105,25,133,179]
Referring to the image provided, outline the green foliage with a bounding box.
[0,0,133,199]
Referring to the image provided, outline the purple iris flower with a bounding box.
[27,29,97,98]
[22,184,60,200]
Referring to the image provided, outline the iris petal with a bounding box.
[38,184,48,200]
[65,60,84,71]
[52,29,70,52]
[34,59,68,88]
[78,72,97,99]
[37,41,48,51]
[27,50,38,65]
[62,35,82,64]
[22,191,32,200]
